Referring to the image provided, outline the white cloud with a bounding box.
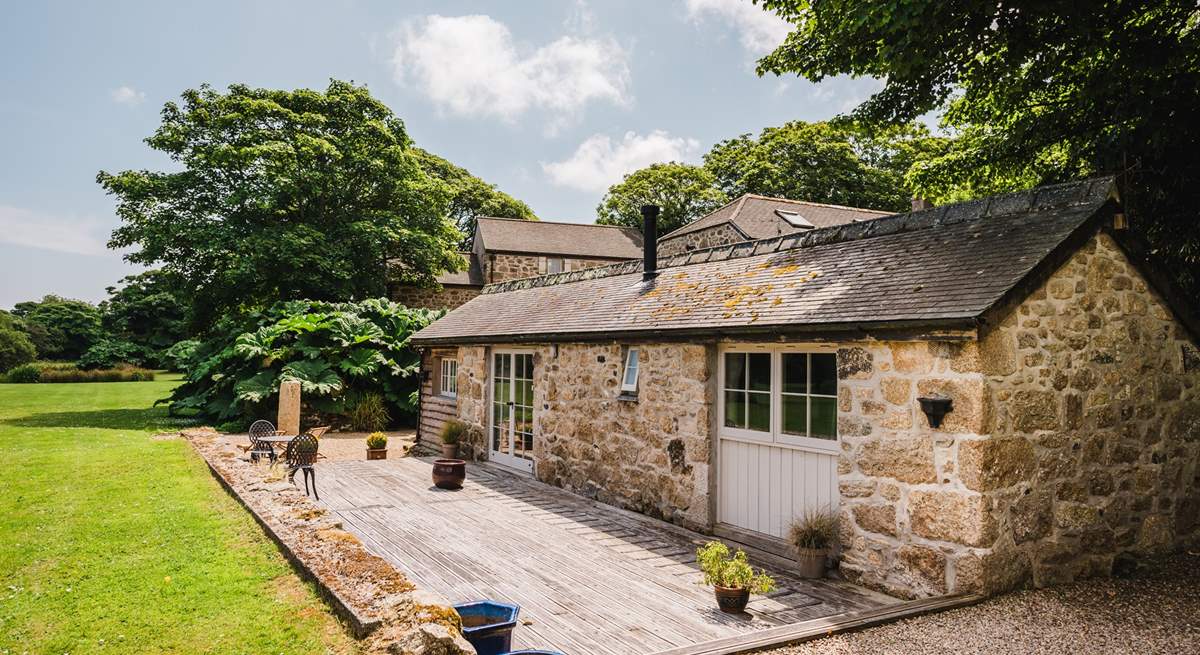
[0,206,111,256]
[110,85,146,106]
[542,131,702,193]
[390,14,631,125]
[684,0,792,56]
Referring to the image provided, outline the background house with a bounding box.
[657,194,892,256]
[391,217,643,310]
[411,177,1200,600]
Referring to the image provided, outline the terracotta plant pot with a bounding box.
[713,585,750,614]
[366,448,387,460]
[794,547,827,578]
[432,458,466,490]
[440,443,459,459]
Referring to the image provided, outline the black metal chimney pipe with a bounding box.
[641,204,659,281]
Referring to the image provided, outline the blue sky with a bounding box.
[0,0,880,308]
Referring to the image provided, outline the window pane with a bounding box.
[781,394,807,435]
[623,349,639,388]
[724,353,745,389]
[811,353,837,396]
[782,353,808,394]
[811,397,837,439]
[748,353,771,391]
[748,391,771,432]
[723,390,745,428]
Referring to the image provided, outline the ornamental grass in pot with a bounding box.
[366,432,388,460]
[787,509,838,578]
[440,419,467,459]
[697,541,776,614]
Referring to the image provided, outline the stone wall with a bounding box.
[978,232,1199,588]
[834,338,994,598]
[391,285,479,311]
[836,231,1200,599]
[659,223,747,257]
[444,342,714,531]
[485,254,630,283]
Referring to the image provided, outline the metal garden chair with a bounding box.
[283,432,321,500]
[247,419,279,463]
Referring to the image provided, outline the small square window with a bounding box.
[621,347,639,393]
[440,358,458,397]
[547,257,564,274]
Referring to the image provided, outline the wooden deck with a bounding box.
[317,457,897,655]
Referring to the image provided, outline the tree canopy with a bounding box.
[10,295,104,361]
[704,120,945,213]
[98,80,464,328]
[596,163,729,235]
[756,0,1200,290]
[412,148,536,243]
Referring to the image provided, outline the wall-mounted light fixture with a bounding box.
[917,395,953,428]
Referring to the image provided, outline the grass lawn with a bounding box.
[0,375,357,655]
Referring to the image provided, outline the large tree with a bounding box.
[412,148,536,243]
[10,295,104,361]
[596,163,729,235]
[95,269,190,366]
[756,0,1200,289]
[98,80,464,328]
[703,120,946,213]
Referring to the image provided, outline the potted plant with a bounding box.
[366,432,388,460]
[787,508,838,578]
[696,541,776,614]
[440,419,467,459]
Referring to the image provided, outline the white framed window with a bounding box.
[718,345,838,453]
[439,358,458,397]
[620,347,640,393]
[546,257,564,274]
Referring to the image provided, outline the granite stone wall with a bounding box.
[659,223,747,257]
[485,254,627,283]
[392,285,479,311]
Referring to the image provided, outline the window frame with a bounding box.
[439,357,458,398]
[546,256,564,274]
[717,344,840,454]
[620,346,640,394]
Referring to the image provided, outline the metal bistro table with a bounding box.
[257,434,296,462]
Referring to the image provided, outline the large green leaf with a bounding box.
[279,359,342,396]
[233,370,278,403]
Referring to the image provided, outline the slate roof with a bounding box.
[476,216,644,259]
[412,178,1118,345]
[435,252,485,286]
[659,194,892,243]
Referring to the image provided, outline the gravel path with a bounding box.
[759,552,1200,655]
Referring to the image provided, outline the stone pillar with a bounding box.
[277,380,301,435]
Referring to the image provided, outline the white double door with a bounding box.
[489,350,535,473]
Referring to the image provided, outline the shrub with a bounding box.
[78,339,145,370]
[167,299,441,425]
[440,419,467,445]
[0,328,37,373]
[38,367,156,383]
[787,509,838,551]
[696,541,776,593]
[163,339,202,372]
[5,363,42,383]
[345,392,391,432]
[366,432,388,450]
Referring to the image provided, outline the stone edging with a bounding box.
[197,444,382,637]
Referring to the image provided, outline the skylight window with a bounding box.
[775,210,815,229]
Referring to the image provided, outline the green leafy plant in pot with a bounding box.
[439,419,467,459]
[366,431,388,460]
[787,508,838,578]
[697,541,776,613]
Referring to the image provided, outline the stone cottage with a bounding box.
[657,193,891,257]
[391,216,643,310]
[409,177,1200,599]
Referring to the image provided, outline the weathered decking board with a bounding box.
[316,458,898,654]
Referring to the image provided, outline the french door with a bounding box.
[490,350,535,473]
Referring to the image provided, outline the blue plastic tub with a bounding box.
[453,600,520,655]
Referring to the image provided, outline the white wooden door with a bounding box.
[489,350,535,473]
[716,347,839,539]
